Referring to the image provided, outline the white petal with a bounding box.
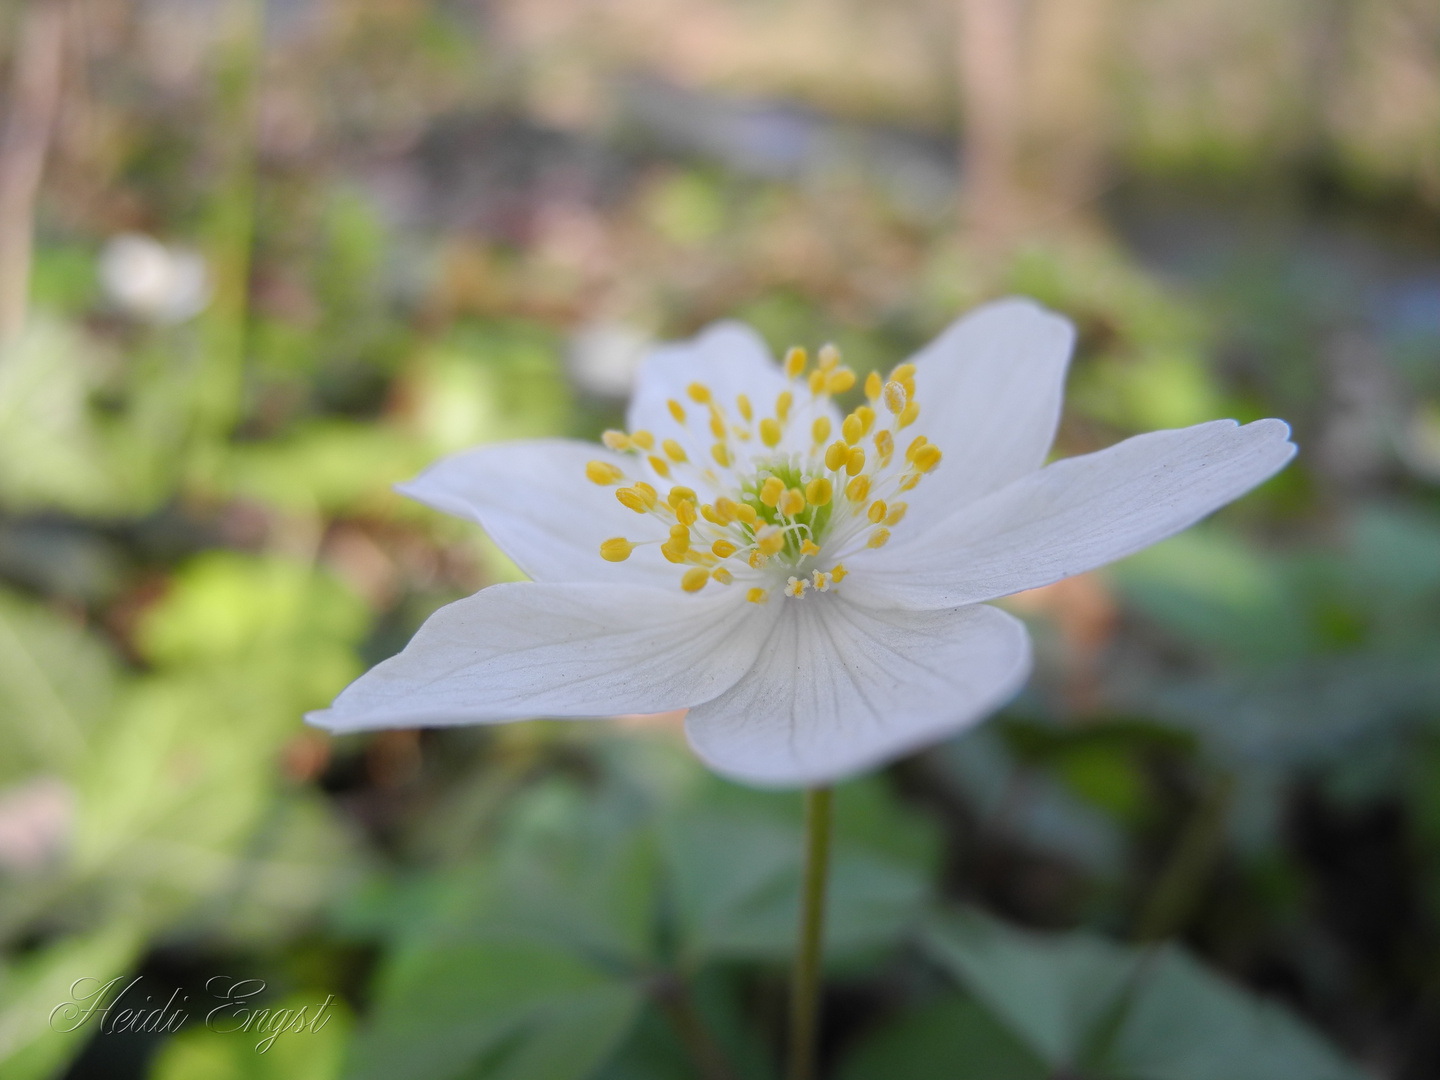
[900,298,1075,531]
[397,439,676,586]
[307,582,776,733]
[844,419,1297,610]
[684,598,1032,787]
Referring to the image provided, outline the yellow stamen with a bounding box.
[667,485,697,506]
[663,438,687,463]
[734,502,758,525]
[800,539,821,556]
[812,416,832,443]
[883,380,907,415]
[864,371,882,399]
[776,391,793,422]
[737,394,753,422]
[899,472,921,491]
[747,587,769,604]
[826,369,855,394]
[846,475,870,502]
[648,455,671,478]
[784,346,807,379]
[760,476,784,507]
[712,443,732,467]
[749,550,767,569]
[805,477,833,506]
[831,563,848,582]
[601,430,630,451]
[599,538,634,562]
[709,410,726,439]
[661,540,686,563]
[825,440,849,471]
[757,527,785,556]
[712,539,737,558]
[713,497,739,524]
[712,567,734,585]
[846,446,866,476]
[913,444,942,472]
[586,460,624,485]
[874,429,894,463]
[842,414,863,445]
[785,576,808,597]
[759,418,782,448]
[616,488,649,513]
[808,369,826,395]
[906,435,928,462]
[687,382,712,403]
[778,488,805,516]
[811,570,831,592]
[681,567,709,592]
[868,500,888,524]
[631,430,655,450]
[885,502,908,526]
[868,528,892,548]
[817,343,840,370]
[675,500,697,526]
[668,400,686,423]
[897,401,920,428]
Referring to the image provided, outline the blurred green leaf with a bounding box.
[148,992,353,1080]
[838,995,1047,1080]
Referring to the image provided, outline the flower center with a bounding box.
[587,344,942,602]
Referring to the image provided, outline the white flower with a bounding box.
[307,299,1295,787]
[98,233,210,324]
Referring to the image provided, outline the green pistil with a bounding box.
[739,461,834,563]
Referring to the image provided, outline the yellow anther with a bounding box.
[712,567,734,585]
[899,472,922,491]
[713,497,738,524]
[883,380,907,414]
[601,430,630,451]
[667,401,687,424]
[868,500,888,523]
[784,346,808,379]
[874,429,894,462]
[842,414,863,445]
[669,522,691,542]
[808,369,826,395]
[599,538,634,562]
[648,455,671,478]
[864,371,882,399]
[663,438,688,463]
[776,391,793,422]
[885,502,908,526]
[616,488,649,513]
[845,474,870,502]
[868,528,892,549]
[635,481,658,502]
[830,563,848,582]
[892,362,916,382]
[846,446,866,476]
[687,382,712,404]
[905,435,928,462]
[855,405,876,434]
[737,394,753,422]
[759,418,782,448]
[811,570,831,592]
[712,443,732,467]
[749,550,767,569]
[746,587,769,604]
[805,476,833,506]
[785,576,809,598]
[913,444,942,472]
[734,502,759,525]
[689,550,718,567]
[667,486,697,507]
[826,369,856,394]
[818,343,840,370]
[825,440,849,471]
[661,540,687,563]
[712,539,738,558]
[676,500,698,526]
[709,410,726,439]
[800,539,821,556]
[778,488,806,516]
[757,527,785,556]
[631,430,655,450]
[812,416,832,443]
[897,401,920,428]
[760,476,785,507]
[586,460,624,485]
[681,567,710,593]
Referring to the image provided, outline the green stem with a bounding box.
[1135,772,1236,942]
[788,786,833,1080]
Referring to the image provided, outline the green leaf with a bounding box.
[838,995,1048,1080]
[344,940,641,1080]
[148,993,353,1080]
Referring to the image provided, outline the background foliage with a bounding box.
[0,0,1436,1078]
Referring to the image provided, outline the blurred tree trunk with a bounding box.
[0,0,66,342]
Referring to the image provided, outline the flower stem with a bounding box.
[788,785,833,1080]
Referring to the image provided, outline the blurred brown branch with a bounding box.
[0,0,66,342]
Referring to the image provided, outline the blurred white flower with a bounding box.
[567,320,654,397]
[98,232,210,324]
[308,299,1295,787]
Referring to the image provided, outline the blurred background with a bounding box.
[0,0,1437,1078]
